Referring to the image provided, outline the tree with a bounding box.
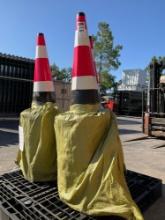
[51,63,60,79]
[93,22,122,92]
[51,63,71,82]
[60,67,72,82]
[145,56,165,78]
[100,71,115,94]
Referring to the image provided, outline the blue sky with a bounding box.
[0,0,165,80]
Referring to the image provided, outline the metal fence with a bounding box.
[0,53,71,115]
[0,53,34,115]
[115,90,145,116]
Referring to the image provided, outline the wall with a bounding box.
[54,80,71,111]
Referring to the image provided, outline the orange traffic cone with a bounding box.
[71,12,99,104]
[33,33,55,104]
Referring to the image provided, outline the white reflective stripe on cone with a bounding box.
[74,30,89,47]
[33,81,54,92]
[35,46,48,58]
[71,76,98,90]
[19,126,24,152]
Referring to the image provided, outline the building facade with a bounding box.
[54,80,71,111]
[118,69,148,91]
[0,53,71,115]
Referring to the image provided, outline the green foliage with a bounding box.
[51,63,60,77]
[60,68,72,82]
[145,56,165,72]
[100,72,121,94]
[94,22,122,72]
[100,71,115,93]
[93,22,122,92]
[154,56,165,63]
[51,63,71,82]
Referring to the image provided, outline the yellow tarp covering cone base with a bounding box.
[16,102,59,182]
[55,104,144,220]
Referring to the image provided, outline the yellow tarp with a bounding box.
[16,102,59,182]
[55,104,144,220]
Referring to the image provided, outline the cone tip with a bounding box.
[77,11,85,16]
[76,12,86,22]
[38,32,44,36]
[37,33,45,45]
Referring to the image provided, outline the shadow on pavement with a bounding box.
[0,130,18,147]
[0,119,19,130]
[119,128,141,135]
[117,118,142,125]
[0,118,18,147]
[144,184,165,220]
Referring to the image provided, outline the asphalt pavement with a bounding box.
[0,116,165,220]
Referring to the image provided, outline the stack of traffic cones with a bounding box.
[71,12,99,105]
[33,33,55,104]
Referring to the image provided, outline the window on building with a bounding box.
[61,88,67,94]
